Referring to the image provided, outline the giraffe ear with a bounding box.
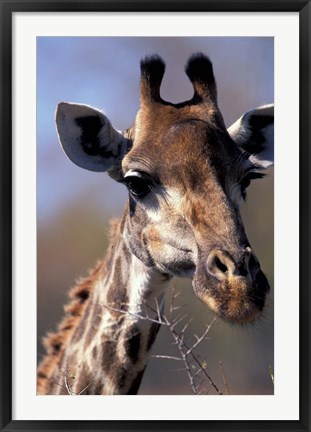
[55,102,130,179]
[228,104,274,169]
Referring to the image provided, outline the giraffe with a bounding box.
[37,53,274,395]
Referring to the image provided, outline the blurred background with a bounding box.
[37,37,274,395]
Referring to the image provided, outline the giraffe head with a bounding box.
[56,53,273,324]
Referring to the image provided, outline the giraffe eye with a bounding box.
[124,173,152,198]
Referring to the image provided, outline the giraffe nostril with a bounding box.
[206,249,235,281]
[214,257,228,274]
[206,248,259,281]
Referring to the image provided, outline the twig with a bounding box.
[219,360,229,395]
[169,320,222,395]
[151,355,183,361]
[101,285,222,395]
[64,373,73,395]
[170,314,188,331]
[102,303,167,325]
[78,381,96,395]
[52,365,95,396]
[185,320,216,356]
[57,366,74,395]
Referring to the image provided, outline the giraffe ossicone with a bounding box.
[38,53,274,395]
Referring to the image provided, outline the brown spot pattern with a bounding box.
[127,368,145,395]
[101,340,118,372]
[124,325,141,364]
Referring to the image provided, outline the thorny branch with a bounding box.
[162,291,222,395]
[51,365,96,395]
[103,286,227,395]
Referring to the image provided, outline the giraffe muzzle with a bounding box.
[193,247,270,324]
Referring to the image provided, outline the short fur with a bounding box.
[38,53,273,395]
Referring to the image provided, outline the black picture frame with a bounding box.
[1,1,310,431]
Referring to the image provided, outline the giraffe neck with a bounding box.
[49,216,171,395]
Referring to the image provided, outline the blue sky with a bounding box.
[37,37,273,221]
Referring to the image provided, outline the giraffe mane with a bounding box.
[37,219,121,394]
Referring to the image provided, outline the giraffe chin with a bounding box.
[192,276,269,325]
[202,293,263,324]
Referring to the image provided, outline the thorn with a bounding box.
[171,314,188,330]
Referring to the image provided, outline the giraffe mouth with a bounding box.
[167,247,196,276]
[153,247,196,278]
[158,260,195,278]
